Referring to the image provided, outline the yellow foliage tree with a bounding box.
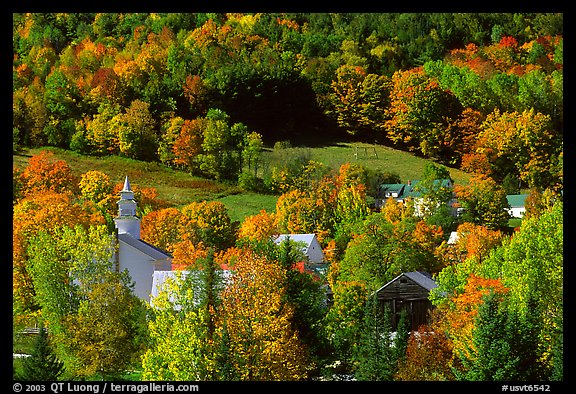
[238,209,277,242]
[217,249,311,380]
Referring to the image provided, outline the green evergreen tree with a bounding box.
[18,322,64,381]
[393,309,410,363]
[458,291,546,381]
[354,295,396,381]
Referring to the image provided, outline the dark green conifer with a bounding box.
[19,322,64,381]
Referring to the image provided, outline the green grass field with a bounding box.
[263,141,471,185]
[13,142,471,222]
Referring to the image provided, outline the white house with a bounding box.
[114,176,172,302]
[506,194,529,218]
[273,233,325,264]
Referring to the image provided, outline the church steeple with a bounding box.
[114,176,140,238]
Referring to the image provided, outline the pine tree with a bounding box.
[354,295,396,381]
[393,309,410,363]
[19,322,64,381]
[459,292,547,381]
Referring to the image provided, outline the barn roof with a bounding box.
[376,271,438,295]
[403,271,437,291]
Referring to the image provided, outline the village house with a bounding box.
[273,233,325,264]
[506,193,529,218]
[150,234,330,308]
[375,179,457,217]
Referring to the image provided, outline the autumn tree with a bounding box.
[394,310,456,381]
[434,222,505,268]
[140,207,184,253]
[237,209,277,242]
[217,249,312,380]
[335,213,443,295]
[437,275,509,365]
[454,174,511,230]
[141,271,219,380]
[275,163,370,243]
[476,108,562,189]
[78,170,116,220]
[170,117,205,172]
[385,68,463,161]
[328,64,390,136]
[118,99,158,161]
[18,150,78,198]
[179,200,237,252]
[13,192,105,314]
[26,225,146,378]
[197,108,249,181]
[63,271,149,379]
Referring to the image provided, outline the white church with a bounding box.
[114,176,172,302]
[112,177,329,305]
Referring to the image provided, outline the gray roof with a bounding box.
[118,233,172,260]
[273,234,317,248]
[403,271,438,291]
[376,271,438,294]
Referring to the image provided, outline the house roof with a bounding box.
[118,233,172,260]
[403,271,438,291]
[376,271,438,294]
[380,183,406,193]
[273,234,317,249]
[380,179,452,199]
[506,194,529,208]
[447,231,459,245]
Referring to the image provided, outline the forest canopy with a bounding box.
[13,13,563,191]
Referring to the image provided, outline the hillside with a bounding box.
[13,142,471,222]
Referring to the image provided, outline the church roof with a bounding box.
[118,233,172,260]
[122,176,132,192]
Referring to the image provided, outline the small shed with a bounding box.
[375,271,437,331]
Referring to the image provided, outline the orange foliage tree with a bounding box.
[435,222,505,267]
[394,309,457,381]
[140,207,183,254]
[439,274,509,361]
[238,209,277,242]
[18,150,78,198]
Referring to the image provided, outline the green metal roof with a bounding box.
[506,194,529,208]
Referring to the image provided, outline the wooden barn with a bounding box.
[375,271,437,331]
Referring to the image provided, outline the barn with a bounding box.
[375,271,437,331]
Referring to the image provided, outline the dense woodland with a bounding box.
[13,13,563,382]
